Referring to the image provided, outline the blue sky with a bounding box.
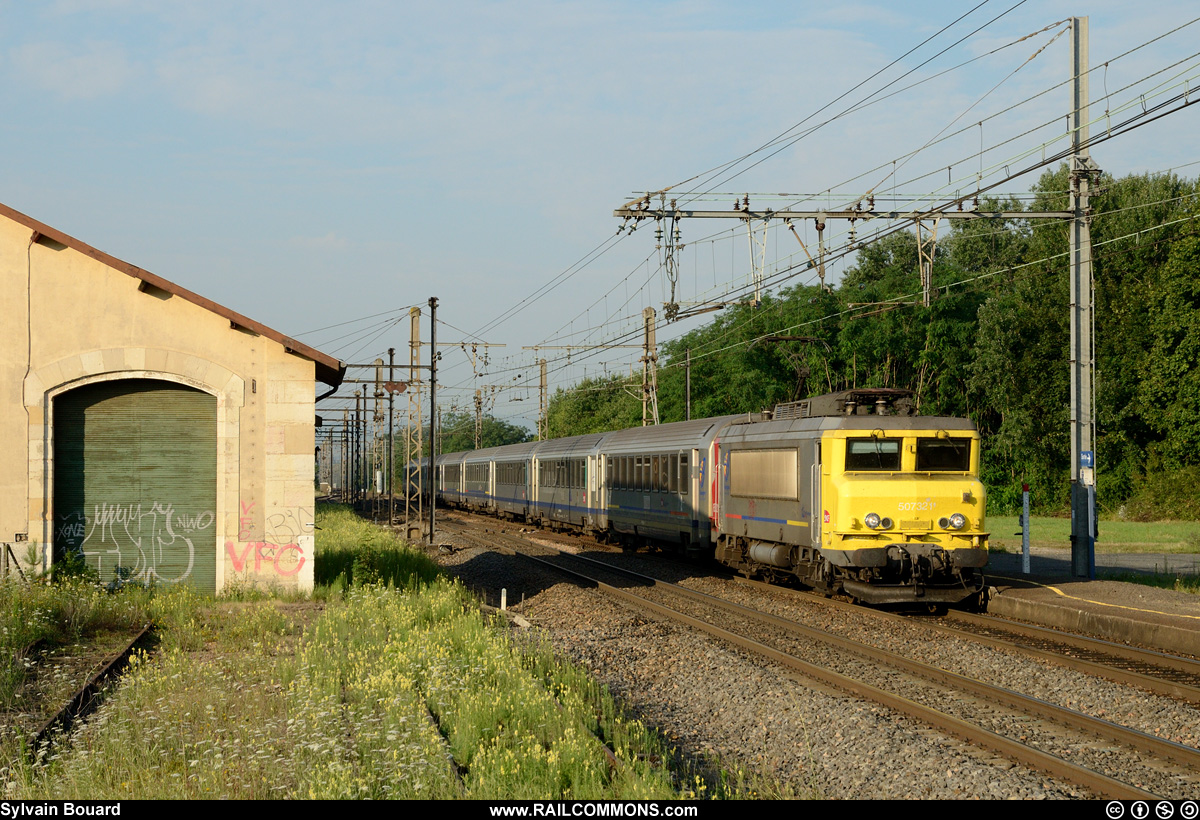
[3,1,1198,427]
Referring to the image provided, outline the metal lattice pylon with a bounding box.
[404,307,424,529]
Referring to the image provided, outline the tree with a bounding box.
[544,374,641,438]
[437,410,532,454]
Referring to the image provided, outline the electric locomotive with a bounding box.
[713,388,988,608]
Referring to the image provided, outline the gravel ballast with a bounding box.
[429,524,1112,799]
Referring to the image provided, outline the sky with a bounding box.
[2,0,1198,431]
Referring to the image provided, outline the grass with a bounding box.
[986,516,1200,554]
[2,502,782,799]
[2,583,686,799]
[1097,570,1200,595]
[313,502,442,590]
[0,578,154,707]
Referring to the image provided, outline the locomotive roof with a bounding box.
[719,414,978,442]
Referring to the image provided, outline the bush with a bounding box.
[1121,466,1200,521]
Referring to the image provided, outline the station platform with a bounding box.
[984,548,1200,657]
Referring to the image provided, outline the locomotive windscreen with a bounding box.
[845,438,901,471]
[916,438,971,471]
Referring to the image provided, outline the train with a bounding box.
[430,388,989,609]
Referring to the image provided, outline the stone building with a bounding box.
[0,203,344,593]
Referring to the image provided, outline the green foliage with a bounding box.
[313,502,442,590]
[7,578,689,799]
[49,549,99,585]
[1098,570,1200,595]
[545,374,641,437]
[437,410,532,454]
[1137,227,1200,469]
[0,578,155,706]
[1121,466,1200,522]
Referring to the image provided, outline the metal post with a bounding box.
[354,391,362,504]
[641,307,658,426]
[428,296,438,544]
[1022,483,1031,575]
[685,347,691,421]
[388,347,395,525]
[406,307,423,532]
[538,359,547,441]
[474,388,483,450]
[1069,16,1097,579]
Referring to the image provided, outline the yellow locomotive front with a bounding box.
[820,423,989,607]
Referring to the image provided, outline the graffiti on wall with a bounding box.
[56,499,310,583]
[225,500,308,577]
[55,501,212,584]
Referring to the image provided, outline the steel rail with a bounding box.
[441,519,1183,799]
[550,548,1200,770]
[735,575,1200,706]
[498,544,1160,801]
[32,623,155,752]
[448,511,1200,704]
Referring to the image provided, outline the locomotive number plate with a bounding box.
[900,519,930,530]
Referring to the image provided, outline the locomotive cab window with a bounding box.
[916,438,971,471]
[844,438,902,471]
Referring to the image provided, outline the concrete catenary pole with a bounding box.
[1069,16,1098,578]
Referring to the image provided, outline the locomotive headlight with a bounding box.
[864,512,881,529]
[949,513,967,530]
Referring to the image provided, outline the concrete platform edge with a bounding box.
[989,591,1200,658]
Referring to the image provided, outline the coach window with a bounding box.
[650,456,658,493]
[680,455,689,493]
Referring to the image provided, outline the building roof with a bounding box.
[1,202,345,387]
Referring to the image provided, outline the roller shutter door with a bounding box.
[54,379,217,592]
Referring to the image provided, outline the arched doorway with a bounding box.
[53,379,217,592]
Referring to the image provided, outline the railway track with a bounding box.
[437,512,1200,799]
[727,576,1200,707]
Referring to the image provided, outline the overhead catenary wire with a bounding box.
[352,15,1200,429]
[532,23,1200,368]
[471,2,1021,352]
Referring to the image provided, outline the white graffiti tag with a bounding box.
[82,501,209,584]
